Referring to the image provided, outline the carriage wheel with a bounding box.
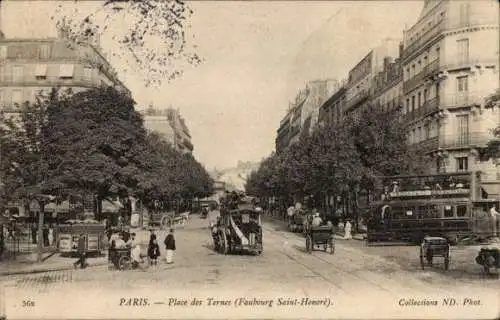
[118,256,131,271]
[329,239,335,255]
[419,247,425,270]
[426,252,433,266]
[306,236,312,254]
[220,231,228,255]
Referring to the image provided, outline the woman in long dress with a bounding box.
[164,229,176,264]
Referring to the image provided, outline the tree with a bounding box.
[0,90,62,261]
[42,86,149,218]
[52,0,202,87]
[484,88,500,161]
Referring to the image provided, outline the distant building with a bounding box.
[344,38,401,120]
[0,28,129,115]
[140,106,193,154]
[275,79,338,152]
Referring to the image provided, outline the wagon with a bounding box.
[108,247,132,270]
[419,236,450,270]
[305,225,335,254]
[213,207,263,255]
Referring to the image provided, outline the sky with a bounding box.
[1,0,424,170]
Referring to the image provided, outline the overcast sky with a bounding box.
[1,0,423,170]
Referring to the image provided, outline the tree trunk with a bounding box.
[37,201,45,262]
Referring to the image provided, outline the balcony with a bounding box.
[183,139,193,151]
[440,91,486,110]
[0,77,101,88]
[440,58,498,72]
[345,89,370,111]
[403,59,440,93]
[403,97,440,123]
[410,136,439,153]
[439,132,493,150]
[403,20,445,59]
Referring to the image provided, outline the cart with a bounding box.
[419,236,450,270]
[305,225,335,254]
[108,247,132,270]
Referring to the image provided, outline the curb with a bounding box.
[0,260,108,277]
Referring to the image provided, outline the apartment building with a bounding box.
[344,38,401,119]
[401,0,499,185]
[318,80,347,126]
[141,106,194,154]
[0,31,129,114]
[371,56,403,115]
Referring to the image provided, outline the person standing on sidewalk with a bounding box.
[74,234,87,269]
[164,229,176,264]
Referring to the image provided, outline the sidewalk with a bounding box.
[0,228,158,276]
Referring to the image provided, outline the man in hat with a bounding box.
[164,228,176,264]
[74,234,87,269]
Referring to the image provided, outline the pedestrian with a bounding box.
[147,238,161,265]
[31,223,37,244]
[164,228,176,264]
[74,234,87,269]
[343,219,353,240]
[43,224,49,247]
[490,204,500,238]
[48,224,54,247]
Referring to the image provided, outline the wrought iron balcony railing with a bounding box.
[439,132,493,149]
[403,97,440,122]
[403,59,440,93]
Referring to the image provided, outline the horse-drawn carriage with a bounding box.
[304,223,335,254]
[212,199,263,255]
[288,210,308,233]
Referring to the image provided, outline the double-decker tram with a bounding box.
[367,171,499,245]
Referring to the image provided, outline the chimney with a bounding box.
[399,41,404,58]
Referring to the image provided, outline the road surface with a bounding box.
[1,216,498,319]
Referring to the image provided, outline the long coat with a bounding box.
[164,234,176,251]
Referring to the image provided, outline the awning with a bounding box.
[34,64,47,76]
[482,185,499,198]
[59,64,74,78]
[44,200,70,213]
[102,200,123,213]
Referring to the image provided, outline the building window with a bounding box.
[35,64,48,80]
[12,89,23,105]
[456,39,469,64]
[417,92,421,107]
[83,66,93,81]
[0,46,6,59]
[457,76,468,92]
[424,124,430,139]
[457,114,469,144]
[456,157,468,172]
[411,95,415,112]
[436,158,445,173]
[39,44,51,59]
[459,3,470,26]
[424,56,428,65]
[59,64,74,79]
[406,98,410,113]
[13,66,24,82]
[423,89,428,103]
